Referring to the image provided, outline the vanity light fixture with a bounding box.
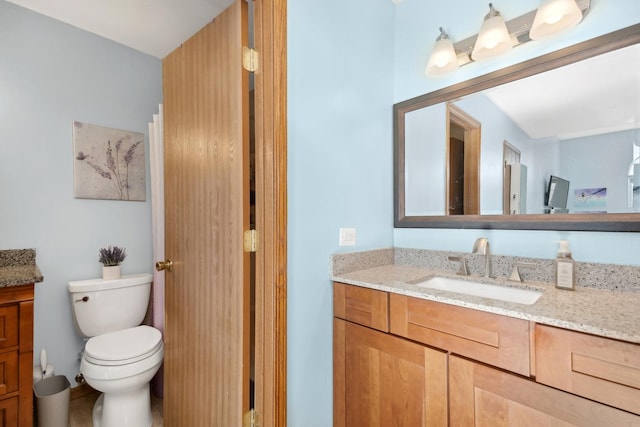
[529,0,583,40]
[425,27,459,76]
[424,0,590,77]
[471,3,512,61]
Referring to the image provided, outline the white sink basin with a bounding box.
[413,276,542,305]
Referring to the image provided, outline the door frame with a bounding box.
[446,103,481,215]
[253,0,287,424]
[502,141,521,214]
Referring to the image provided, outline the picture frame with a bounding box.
[73,121,146,201]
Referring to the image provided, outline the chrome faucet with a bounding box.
[472,237,492,278]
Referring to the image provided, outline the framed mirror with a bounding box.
[394,24,640,232]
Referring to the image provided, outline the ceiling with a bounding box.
[6,0,235,58]
[484,43,640,141]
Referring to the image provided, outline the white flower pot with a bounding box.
[102,265,121,280]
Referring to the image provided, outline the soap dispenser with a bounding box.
[554,240,575,290]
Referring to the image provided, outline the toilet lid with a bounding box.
[84,325,162,366]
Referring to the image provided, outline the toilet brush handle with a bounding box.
[40,349,47,377]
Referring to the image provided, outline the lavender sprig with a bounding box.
[106,140,116,172]
[98,246,127,266]
[123,141,142,199]
[85,160,112,180]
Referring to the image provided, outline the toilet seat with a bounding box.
[81,342,163,382]
[84,325,162,366]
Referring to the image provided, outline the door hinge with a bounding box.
[243,409,259,427]
[243,47,259,72]
[244,229,258,252]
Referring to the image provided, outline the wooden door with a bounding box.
[448,135,465,215]
[162,1,250,425]
[251,0,288,424]
[334,319,448,427]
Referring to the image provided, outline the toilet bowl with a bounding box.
[81,326,163,427]
[68,274,163,427]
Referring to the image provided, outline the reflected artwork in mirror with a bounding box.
[394,24,640,231]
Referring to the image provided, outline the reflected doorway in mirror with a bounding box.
[447,103,480,215]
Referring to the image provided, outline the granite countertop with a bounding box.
[0,249,44,287]
[332,249,640,345]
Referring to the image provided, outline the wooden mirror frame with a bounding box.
[394,24,640,232]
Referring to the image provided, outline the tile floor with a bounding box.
[68,391,163,426]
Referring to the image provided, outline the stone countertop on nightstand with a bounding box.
[0,249,44,287]
[331,248,640,345]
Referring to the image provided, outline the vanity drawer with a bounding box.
[0,396,18,425]
[390,294,530,376]
[0,351,19,397]
[0,306,19,350]
[535,324,640,415]
[333,283,388,332]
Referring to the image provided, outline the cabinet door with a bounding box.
[449,355,640,426]
[334,319,447,427]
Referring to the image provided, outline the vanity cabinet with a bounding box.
[334,282,640,426]
[333,282,448,427]
[0,284,34,427]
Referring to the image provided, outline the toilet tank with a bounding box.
[68,273,153,337]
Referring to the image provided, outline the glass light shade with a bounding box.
[426,37,459,76]
[530,0,582,40]
[471,9,512,61]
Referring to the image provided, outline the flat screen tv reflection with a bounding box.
[547,175,570,214]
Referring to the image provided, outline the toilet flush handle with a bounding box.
[156,259,173,272]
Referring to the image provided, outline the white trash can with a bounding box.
[33,375,70,427]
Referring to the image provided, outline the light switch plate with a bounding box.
[339,228,356,246]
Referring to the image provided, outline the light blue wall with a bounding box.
[287,0,396,425]
[0,2,162,385]
[559,130,636,213]
[393,1,640,265]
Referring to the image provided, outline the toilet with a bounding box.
[68,273,163,427]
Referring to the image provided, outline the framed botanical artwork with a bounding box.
[73,121,146,201]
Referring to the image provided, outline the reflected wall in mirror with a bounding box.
[394,24,640,231]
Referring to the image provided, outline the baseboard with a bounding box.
[70,382,98,401]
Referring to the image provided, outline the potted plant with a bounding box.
[99,245,127,280]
